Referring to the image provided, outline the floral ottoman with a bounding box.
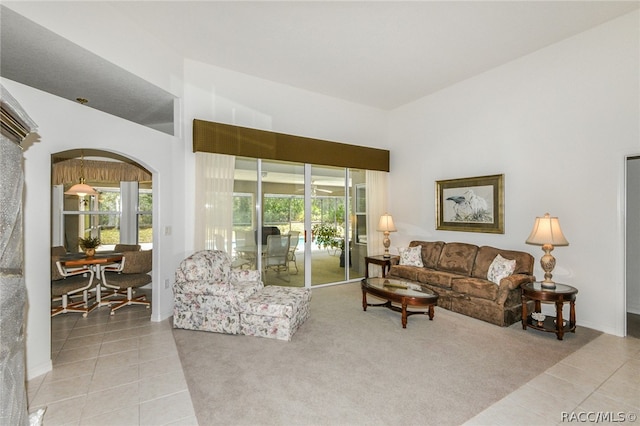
[239,285,311,341]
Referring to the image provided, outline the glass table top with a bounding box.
[363,277,436,298]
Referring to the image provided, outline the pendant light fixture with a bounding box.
[64,151,98,197]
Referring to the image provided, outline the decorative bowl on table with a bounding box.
[531,312,546,327]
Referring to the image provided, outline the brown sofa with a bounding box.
[388,241,535,326]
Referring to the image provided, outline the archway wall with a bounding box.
[2,78,187,380]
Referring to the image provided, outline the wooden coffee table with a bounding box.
[361,277,438,328]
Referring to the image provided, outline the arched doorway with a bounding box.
[50,149,154,319]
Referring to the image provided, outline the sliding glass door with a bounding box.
[231,157,367,287]
[261,160,304,286]
[310,165,347,286]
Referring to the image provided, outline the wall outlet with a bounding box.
[164,279,170,289]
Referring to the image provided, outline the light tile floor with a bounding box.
[29,300,640,426]
[466,333,640,425]
[27,294,197,426]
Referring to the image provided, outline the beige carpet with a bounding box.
[173,282,600,426]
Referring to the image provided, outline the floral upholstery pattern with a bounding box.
[240,286,312,341]
[175,250,231,284]
[487,254,516,285]
[399,245,424,267]
[173,250,263,334]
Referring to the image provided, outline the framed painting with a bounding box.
[436,174,504,234]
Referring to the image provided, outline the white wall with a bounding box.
[389,11,639,336]
[182,59,389,249]
[2,79,187,380]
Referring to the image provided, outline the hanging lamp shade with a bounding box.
[64,178,98,196]
[64,151,98,196]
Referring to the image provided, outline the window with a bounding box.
[55,182,152,251]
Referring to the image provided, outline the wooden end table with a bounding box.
[365,255,400,278]
[521,282,577,340]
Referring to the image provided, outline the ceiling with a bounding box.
[1,1,639,135]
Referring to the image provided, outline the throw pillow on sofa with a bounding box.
[487,254,516,284]
[399,245,423,267]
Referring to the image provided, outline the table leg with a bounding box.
[555,301,564,340]
[362,290,367,311]
[401,302,408,328]
[569,300,576,332]
[428,304,434,320]
[93,264,113,307]
[521,295,528,330]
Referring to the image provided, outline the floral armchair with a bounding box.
[172,250,263,334]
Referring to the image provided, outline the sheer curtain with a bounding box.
[366,170,389,277]
[194,152,235,252]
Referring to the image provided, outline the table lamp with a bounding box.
[377,213,397,258]
[525,213,569,289]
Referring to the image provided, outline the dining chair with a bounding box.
[264,234,290,282]
[114,244,141,252]
[51,246,67,257]
[286,231,301,274]
[257,226,281,246]
[235,230,257,268]
[101,250,152,315]
[51,259,96,317]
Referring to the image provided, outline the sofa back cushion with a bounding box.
[409,241,445,269]
[436,243,478,276]
[472,246,534,280]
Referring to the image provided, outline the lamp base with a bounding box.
[540,280,556,290]
[539,245,557,290]
[382,232,391,259]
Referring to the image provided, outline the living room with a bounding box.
[1,2,639,424]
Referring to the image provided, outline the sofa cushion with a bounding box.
[451,277,499,301]
[472,246,534,280]
[409,241,445,269]
[436,243,478,276]
[389,265,419,281]
[487,254,516,285]
[399,245,423,267]
[415,268,460,289]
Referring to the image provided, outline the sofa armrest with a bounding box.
[496,273,535,305]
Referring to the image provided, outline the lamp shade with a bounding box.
[525,213,569,246]
[377,214,397,232]
[64,179,98,197]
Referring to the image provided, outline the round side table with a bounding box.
[521,282,577,340]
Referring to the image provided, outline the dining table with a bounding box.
[60,251,124,308]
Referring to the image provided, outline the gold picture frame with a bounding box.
[436,174,504,234]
